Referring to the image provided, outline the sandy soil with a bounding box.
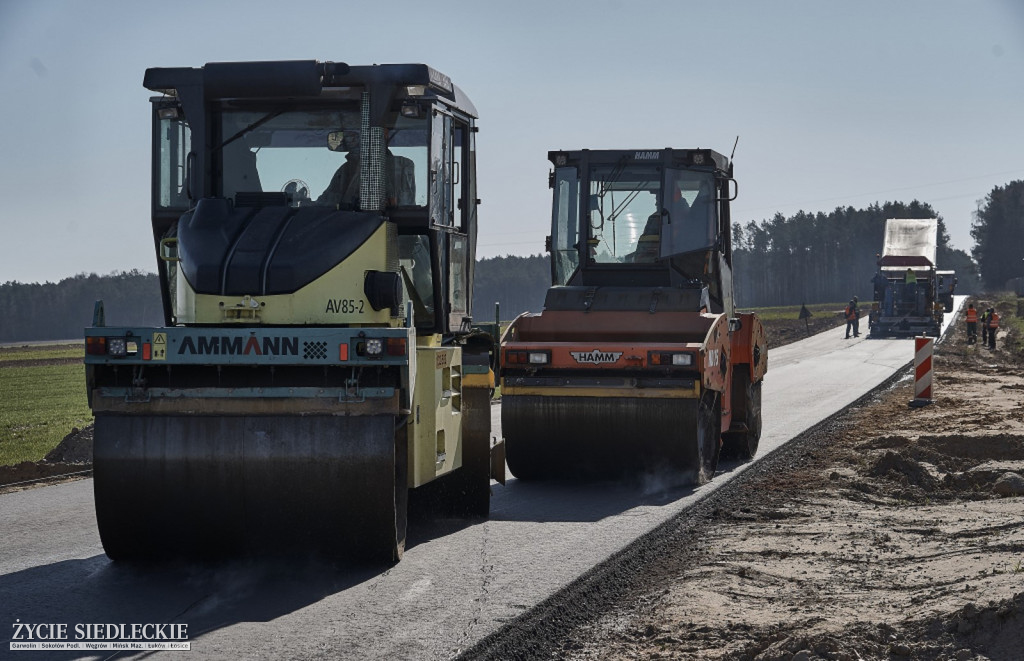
[557,297,1024,661]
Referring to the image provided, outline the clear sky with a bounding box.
[1,0,1022,284]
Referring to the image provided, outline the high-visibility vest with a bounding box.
[846,305,857,321]
[989,312,1000,329]
[966,308,978,323]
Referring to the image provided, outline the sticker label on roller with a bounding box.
[570,349,623,365]
[151,333,167,361]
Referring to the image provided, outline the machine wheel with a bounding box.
[504,393,705,482]
[721,369,762,461]
[445,387,492,517]
[93,414,408,563]
[696,390,722,484]
[503,395,554,481]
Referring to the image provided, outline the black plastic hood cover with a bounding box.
[177,198,383,296]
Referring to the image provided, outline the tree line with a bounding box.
[731,200,981,308]
[0,271,163,343]
[971,179,1024,292]
[5,182,1020,342]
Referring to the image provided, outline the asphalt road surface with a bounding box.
[0,298,963,660]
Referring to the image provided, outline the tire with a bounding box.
[721,369,762,461]
[448,386,492,517]
[696,390,722,484]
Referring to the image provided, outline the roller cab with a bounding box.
[500,149,766,483]
[85,61,502,563]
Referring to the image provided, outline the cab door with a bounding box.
[430,109,474,332]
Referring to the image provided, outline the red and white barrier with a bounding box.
[911,336,933,407]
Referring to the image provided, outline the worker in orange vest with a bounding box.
[965,303,978,344]
[843,300,860,339]
[988,308,1000,349]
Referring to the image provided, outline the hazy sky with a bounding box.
[1,0,1022,284]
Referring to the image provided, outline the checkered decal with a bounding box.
[303,341,328,360]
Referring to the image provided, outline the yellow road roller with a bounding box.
[84,60,502,562]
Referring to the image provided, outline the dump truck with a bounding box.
[868,218,943,338]
[499,149,767,483]
[84,60,503,562]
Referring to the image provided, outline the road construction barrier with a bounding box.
[910,335,933,407]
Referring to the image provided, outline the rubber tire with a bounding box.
[721,370,762,461]
[696,390,722,484]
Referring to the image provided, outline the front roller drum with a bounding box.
[93,414,407,563]
[502,393,720,484]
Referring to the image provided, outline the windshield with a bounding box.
[217,108,429,208]
[660,169,718,256]
[587,164,661,264]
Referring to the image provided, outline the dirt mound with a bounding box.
[911,593,1024,661]
[869,450,939,489]
[43,425,94,463]
[746,593,1024,660]
[0,425,93,490]
[919,433,1024,462]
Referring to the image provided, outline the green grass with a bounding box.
[0,362,92,465]
[0,345,83,362]
[737,302,847,322]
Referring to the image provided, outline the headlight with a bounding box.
[506,349,550,365]
[648,351,693,367]
[107,337,127,358]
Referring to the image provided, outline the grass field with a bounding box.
[0,345,92,466]
[736,301,846,322]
